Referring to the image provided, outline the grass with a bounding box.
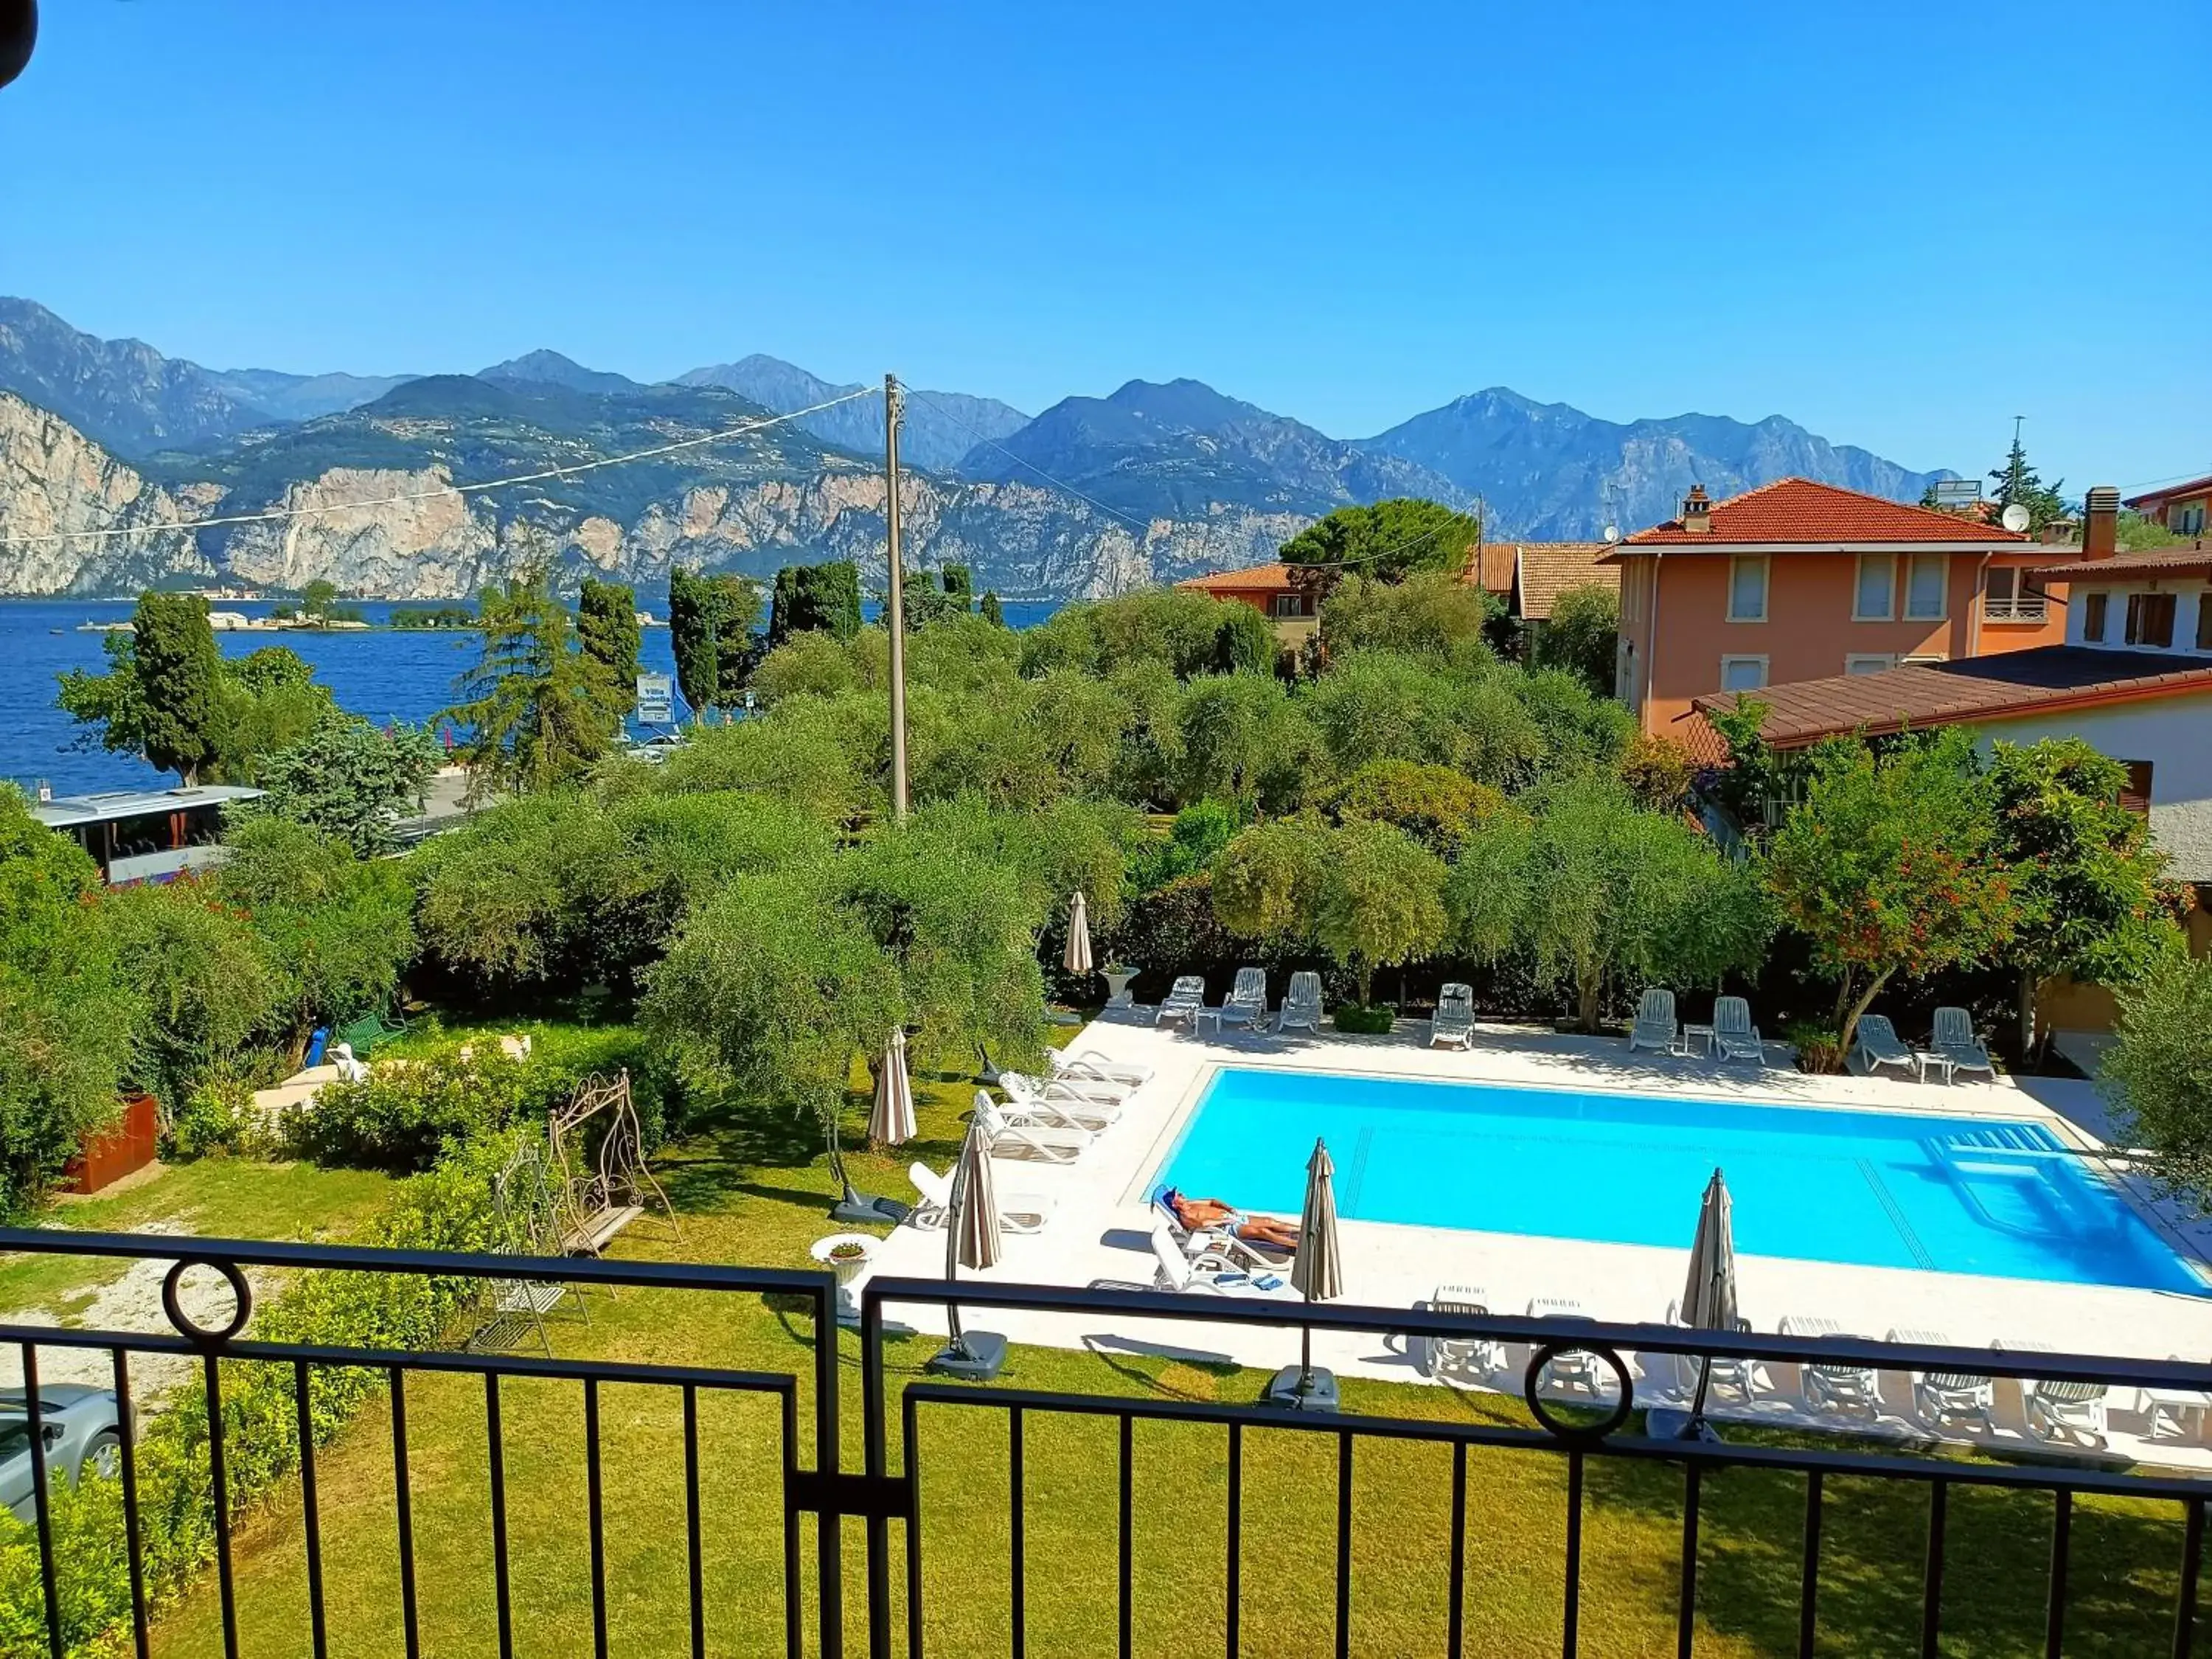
[0,1158,394,1318]
[129,1048,2205,1659]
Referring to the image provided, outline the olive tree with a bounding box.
[1447,775,1768,1032]
[2103,952,2212,1211]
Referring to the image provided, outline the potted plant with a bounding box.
[1102,962,1137,1006]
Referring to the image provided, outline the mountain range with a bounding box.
[0,297,1952,600]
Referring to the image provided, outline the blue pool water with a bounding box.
[1157,1069,2203,1293]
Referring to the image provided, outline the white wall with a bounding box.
[1977,690,2212,881]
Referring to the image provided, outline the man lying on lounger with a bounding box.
[1158,1187,1301,1256]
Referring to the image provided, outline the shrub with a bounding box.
[1335,1003,1397,1034]
[1787,1019,1848,1074]
[165,1076,255,1161]
[2104,952,2212,1210]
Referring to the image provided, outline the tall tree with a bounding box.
[979,591,1006,627]
[770,560,864,645]
[1765,729,2021,1057]
[251,713,442,856]
[131,593,224,784]
[60,627,333,787]
[1279,498,1481,585]
[1985,737,2183,1053]
[577,577,641,715]
[1531,583,1621,697]
[1989,428,2070,533]
[706,573,764,701]
[667,566,720,718]
[1446,776,1767,1032]
[445,575,625,798]
[2102,953,2212,1211]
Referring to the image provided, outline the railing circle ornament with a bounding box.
[1520,1341,1635,1444]
[161,1256,252,1347]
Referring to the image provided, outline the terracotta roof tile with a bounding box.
[1617,477,2028,549]
[1509,543,1618,619]
[2028,544,2212,580]
[1690,646,2212,749]
[1177,561,1296,594]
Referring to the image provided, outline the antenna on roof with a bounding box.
[2000,502,2031,534]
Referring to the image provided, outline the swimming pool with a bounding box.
[1155,1068,2203,1293]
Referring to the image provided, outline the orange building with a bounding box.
[1176,562,1321,653]
[1600,479,2065,740]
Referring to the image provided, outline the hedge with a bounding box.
[0,1130,521,1658]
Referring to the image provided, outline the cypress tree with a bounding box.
[131,591,223,784]
[577,578,641,714]
[667,566,719,716]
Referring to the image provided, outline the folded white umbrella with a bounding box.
[1680,1166,1738,1427]
[868,1028,917,1150]
[1063,890,1093,975]
[945,1111,1003,1359]
[1288,1137,1343,1399]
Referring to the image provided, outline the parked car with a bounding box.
[1,1385,124,1522]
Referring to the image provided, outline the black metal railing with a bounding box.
[4,1231,2211,1659]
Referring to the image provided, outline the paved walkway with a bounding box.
[859,1009,2212,1470]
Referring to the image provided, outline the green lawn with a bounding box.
[133,1060,2202,1659]
[0,1158,394,1320]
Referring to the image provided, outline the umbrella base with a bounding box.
[830,1192,911,1226]
[1263,1365,1340,1413]
[1646,1407,1725,1443]
[927,1330,1007,1381]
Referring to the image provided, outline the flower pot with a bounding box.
[1104,968,1136,1006]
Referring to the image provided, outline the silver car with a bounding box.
[1,1386,124,1523]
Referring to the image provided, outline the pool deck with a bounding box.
[860,1007,2212,1472]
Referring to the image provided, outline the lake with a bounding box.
[0,597,1059,796]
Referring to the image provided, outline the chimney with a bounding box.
[2083,486,2119,559]
[1680,484,1713,534]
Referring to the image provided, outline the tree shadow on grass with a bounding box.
[1580,1438,2206,1657]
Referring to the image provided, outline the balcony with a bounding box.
[4,1231,2210,1658]
[1983,595,2049,625]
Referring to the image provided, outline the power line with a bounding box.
[0,386,878,549]
[898,380,1481,574]
[2115,465,2212,493]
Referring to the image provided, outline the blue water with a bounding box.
[1158,1068,2203,1293]
[1,597,1060,795]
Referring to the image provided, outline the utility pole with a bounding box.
[884,373,910,821]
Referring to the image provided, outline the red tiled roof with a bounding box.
[1467,541,1517,593]
[2029,543,2212,580]
[1178,561,1296,594]
[1613,478,2030,549]
[2125,474,2212,510]
[1510,543,1617,619]
[1690,646,2212,749]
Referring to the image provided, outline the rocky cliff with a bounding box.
[0,390,1299,599]
[0,394,212,593]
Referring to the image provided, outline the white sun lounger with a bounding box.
[1885,1327,1993,1432]
[1526,1298,1607,1396]
[1150,1189,1292,1276]
[1155,975,1206,1027]
[1851,1015,1924,1082]
[1627,988,1678,1055]
[1711,996,1764,1065]
[907,1163,1053,1234]
[971,1099,1090,1163]
[1932,1006,1997,1081]
[1220,966,1268,1029]
[1050,1048,1154,1089]
[1147,1222,1293,1297]
[1781,1315,1879,1416]
[1663,1299,1759,1401]
[1430,984,1475,1050]
[1997,1338,2107,1444]
[1276,971,1324,1034]
[995,1071,1115,1141]
[1425,1284,1501,1382]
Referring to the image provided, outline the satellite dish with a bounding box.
[2000,502,2031,534]
[1602,524,1621,544]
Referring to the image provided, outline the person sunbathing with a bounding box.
[1159,1187,1301,1252]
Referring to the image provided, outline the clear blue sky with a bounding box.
[6,0,2205,491]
